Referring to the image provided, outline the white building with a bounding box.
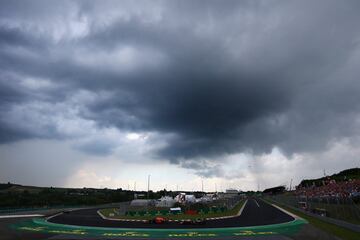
[226,189,239,194]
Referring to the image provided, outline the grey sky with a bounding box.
[1,0,360,190]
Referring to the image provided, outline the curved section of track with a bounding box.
[48,198,294,229]
[13,199,307,239]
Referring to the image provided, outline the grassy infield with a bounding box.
[264,198,360,240]
[99,199,245,220]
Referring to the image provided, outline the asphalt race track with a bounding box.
[48,198,294,229]
[3,198,310,240]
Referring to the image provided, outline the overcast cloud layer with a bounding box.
[1,0,360,190]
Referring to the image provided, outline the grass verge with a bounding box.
[99,199,245,220]
[264,198,360,240]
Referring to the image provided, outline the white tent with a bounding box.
[185,194,196,203]
[156,196,176,207]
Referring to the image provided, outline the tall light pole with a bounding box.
[147,174,151,199]
[202,179,204,194]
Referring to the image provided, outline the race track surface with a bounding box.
[49,198,294,229]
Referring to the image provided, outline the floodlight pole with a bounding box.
[202,179,204,195]
[147,174,151,199]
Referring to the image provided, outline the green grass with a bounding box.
[271,195,360,225]
[264,198,360,240]
[99,199,246,220]
[308,201,360,225]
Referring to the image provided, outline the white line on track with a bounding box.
[270,203,302,220]
[0,214,43,219]
[46,212,64,221]
[237,199,248,216]
[254,199,260,207]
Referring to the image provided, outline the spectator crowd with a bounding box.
[295,178,360,201]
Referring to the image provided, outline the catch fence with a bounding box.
[267,194,360,225]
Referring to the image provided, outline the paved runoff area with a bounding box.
[2,198,309,240]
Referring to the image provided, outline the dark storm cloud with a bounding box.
[1,0,360,168]
[0,84,27,143]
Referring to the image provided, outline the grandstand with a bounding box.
[263,186,285,195]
